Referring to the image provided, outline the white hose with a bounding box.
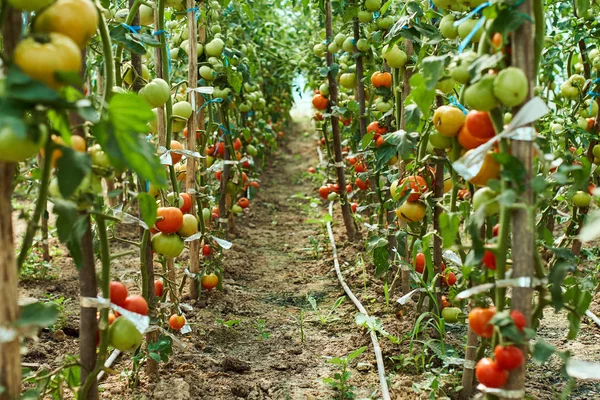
[326,201,391,400]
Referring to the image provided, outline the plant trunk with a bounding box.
[325,0,356,241]
[353,18,366,138]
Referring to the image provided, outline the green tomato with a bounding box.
[593,144,600,159]
[365,0,382,11]
[382,44,407,68]
[339,73,357,89]
[376,100,393,113]
[109,317,143,352]
[570,74,586,88]
[579,99,599,118]
[376,16,394,30]
[226,181,238,195]
[199,65,216,81]
[89,145,111,169]
[202,208,211,222]
[356,38,370,52]
[166,192,184,208]
[151,232,185,258]
[441,307,461,323]
[464,75,499,112]
[493,67,529,107]
[327,41,339,54]
[246,144,258,157]
[342,37,354,53]
[139,4,153,25]
[357,11,373,23]
[561,82,579,99]
[231,204,243,214]
[334,33,346,47]
[573,190,592,207]
[172,101,193,119]
[440,15,458,39]
[429,132,453,149]
[0,126,46,162]
[319,83,330,96]
[457,19,483,43]
[436,77,455,94]
[210,25,222,34]
[313,43,327,57]
[205,38,224,58]
[327,192,339,201]
[472,187,500,216]
[139,78,170,108]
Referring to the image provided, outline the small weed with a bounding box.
[43,294,71,331]
[216,319,241,328]
[20,247,61,281]
[323,346,367,399]
[253,319,270,340]
[307,295,345,325]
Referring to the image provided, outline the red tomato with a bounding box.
[476,357,508,388]
[351,202,358,213]
[180,193,192,214]
[443,271,457,286]
[122,295,149,316]
[347,156,358,165]
[482,250,496,270]
[202,244,213,256]
[354,163,367,173]
[346,184,352,193]
[156,207,184,234]
[356,177,369,191]
[494,345,524,371]
[319,185,331,199]
[308,167,316,173]
[510,310,526,331]
[238,197,250,209]
[492,223,500,237]
[109,281,128,306]
[154,280,164,297]
[414,252,425,274]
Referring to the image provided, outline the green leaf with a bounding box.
[93,93,167,187]
[347,346,367,362]
[385,129,419,160]
[227,68,243,93]
[422,55,447,91]
[532,339,556,364]
[56,147,91,198]
[404,104,422,132]
[110,25,147,55]
[138,193,158,229]
[373,246,389,277]
[16,302,58,328]
[360,132,374,150]
[439,212,460,249]
[548,261,573,311]
[6,65,64,105]
[53,199,88,268]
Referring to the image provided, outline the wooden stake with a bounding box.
[506,0,535,393]
[325,0,356,241]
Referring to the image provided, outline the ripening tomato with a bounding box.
[469,307,496,338]
[371,71,392,88]
[510,310,526,331]
[154,280,164,297]
[308,167,316,173]
[482,250,496,270]
[169,314,186,330]
[475,357,508,388]
[494,345,524,371]
[33,0,99,49]
[465,110,496,140]
[396,201,426,223]
[179,193,193,214]
[399,176,428,202]
[201,273,219,289]
[183,127,201,140]
[13,33,82,89]
[170,140,184,164]
[156,207,184,234]
[109,281,128,306]
[122,295,149,316]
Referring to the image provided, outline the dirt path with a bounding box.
[115,123,384,399]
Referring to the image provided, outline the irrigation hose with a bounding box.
[325,201,391,400]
